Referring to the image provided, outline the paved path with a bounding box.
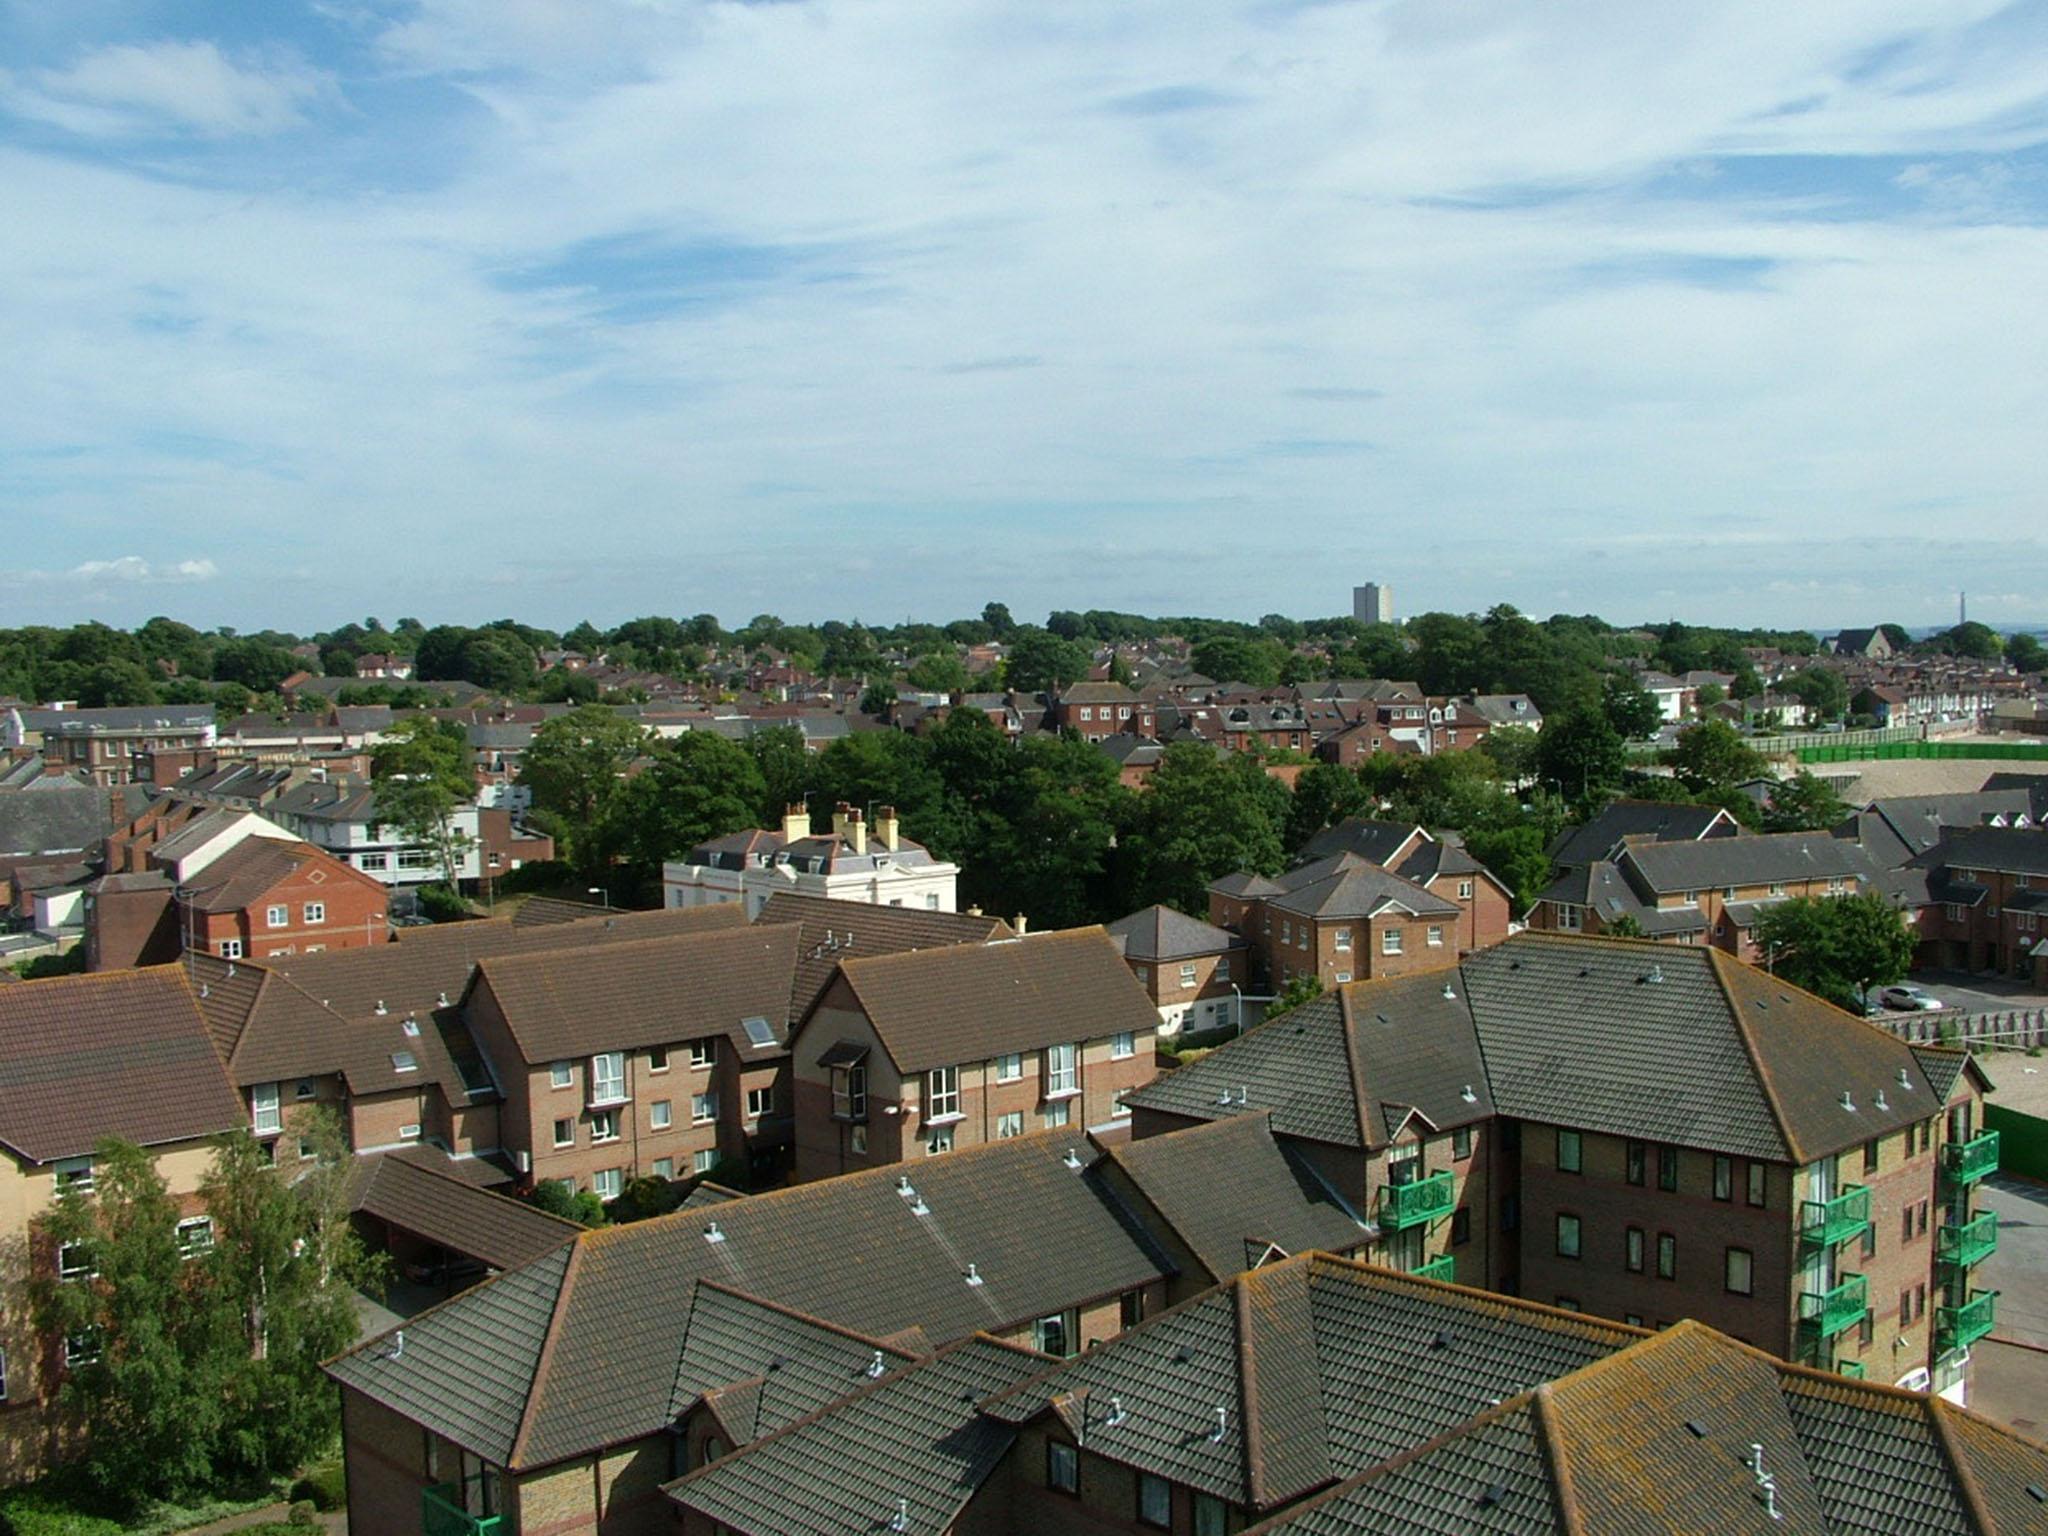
[180,1503,345,1535]
[1977,1172,2048,1350]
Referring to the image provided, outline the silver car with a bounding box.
[1879,983,1942,1012]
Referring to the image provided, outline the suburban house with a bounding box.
[789,927,1162,1181]
[1909,825,2048,983]
[1546,798,1742,871]
[264,779,552,890]
[2,705,217,787]
[663,804,959,917]
[1102,904,1248,1034]
[1047,682,1154,743]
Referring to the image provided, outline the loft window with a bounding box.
[251,1082,281,1136]
[741,1017,777,1049]
[1110,1031,1135,1060]
[1556,1129,1582,1174]
[832,1065,867,1121]
[994,1053,1023,1082]
[1047,1441,1079,1494]
[391,1050,418,1074]
[550,1061,574,1090]
[54,1157,94,1195]
[266,904,288,929]
[303,902,325,924]
[648,1047,669,1073]
[690,1038,718,1070]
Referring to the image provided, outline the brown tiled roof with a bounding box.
[470,924,804,1063]
[826,927,1160,1074]
[0,967,243,1162]
[751,892,1011,1023]
[508,896,611,927]
[178,836,378,914]
[348,1149,578,1271]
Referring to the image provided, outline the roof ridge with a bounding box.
[1708,949,1803,1166]
[1926,1396,2001,1535]
[1530,1383,1589,1536]
[509,1237,586,1470]
[690,1279,923,1357]
[1234,1271,1268,1509]
[476,922,794,977]
[837,923,1105,976]
[1334,985,1376,1152]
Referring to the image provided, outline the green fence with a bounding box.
[1985,1103,2048,1182]
[1797,739,2048,765]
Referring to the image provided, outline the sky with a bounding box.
[2,1,2047,636]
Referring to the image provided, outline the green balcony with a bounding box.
[1937,1211,1999,1273]
[1377,1170,1456,1231]
[1936,1291,1998,1356]
[1942,1130,2000,1186]
[424,1484,504,1536]
[1413,1253,1456,1283]
[1798,1185,1870,1249]
[1798,1274,1868,1341]
[1835,1360,1866,1380]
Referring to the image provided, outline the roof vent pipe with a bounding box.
[1898,1068,1914,1090]
[1460,1085,1477,1103]
[1442,981,1458,1001]
[867,1350,887,1379]
[1875,1089,1889,1112]
[1839,1090,1857,1112]
[704,1221,725,1244]
[375,999,387,1016]
[1209,1406,1228,1443]
[890,1497,909,1533]
[964,1263,983,1287]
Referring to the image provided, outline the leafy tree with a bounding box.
[811,730,966,860]
[538,669,601,705]
[1694,681,1726,712]
[528,1179,606,1226]
[522,707,649,877]
[371,718,475,888]
[320,645,359,678]
[747,725,814,826]
[858,680,896,716]
[1462,824,1551,912]
[1600,673,1664,740]
[1533,706,1626,803]
[372,715,473,802]
[605,732,769,881]
[211,638,299,694]
[905,652,969,694]
[982,602,1015,637]
[29,1138,236,1510]
[1763,771,1850,834]
[1328,624,1410,680]
[1939,621,2002,661]
[2006,632,2045,673]
[1751,893,1916,1011]
[1284,762,1371,852]
[1190,635,1286,688]
[78,659,160,707]
[1273,974,1324,1013]
[969,730,1126,929]
[1115,744,1285,913]
[459,629,538,693]
[1475,723,1540,783]
[606,1175,683,1224]
[1605,912,1644,938]
[411,625,473,682]
[1728,662,1762,702]
[1781,667,1848,723]
[136,616,211,679]
[1666,720,1768,793]
[1004,627,1092,694]
[1876,622,1912,651]
[1408,612,1490,696]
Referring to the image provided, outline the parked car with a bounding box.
[1879,983,1943,1012]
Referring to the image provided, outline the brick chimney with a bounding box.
[845,807,867,855]
[876,805,900,852]
[781,803,811,842]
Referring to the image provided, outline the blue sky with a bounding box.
[3,0,2047,633]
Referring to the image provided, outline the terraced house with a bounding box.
[1126,933,1997,1403]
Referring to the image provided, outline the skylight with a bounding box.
[742,1016,777,1048]
[391,1050,418,1073]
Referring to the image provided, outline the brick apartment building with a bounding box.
[1910,825,2048,982]
[1102,904,1248,1034]
[790,927,1162,1182]
[2,705,217,787]
[1047,682,1155,743]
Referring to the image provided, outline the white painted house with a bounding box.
[663,804,959,918]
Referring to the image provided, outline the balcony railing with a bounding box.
[1798,1186,1870,1249]
[1797,1274,1868,1341]
[424,1484,504,1536]
[1377,1170,1456,1231]
[1941,1130,1999,1186]
[1413,1254,1456,1283]
[1835,1360,1866,1380]
[1937,1211,1999,1272]
[1935,1291,1998,1357]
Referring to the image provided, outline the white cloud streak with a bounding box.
[2,40,333,138]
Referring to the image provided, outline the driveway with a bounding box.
[1976,1173,2048,1350]
[1895,971,2046,1015]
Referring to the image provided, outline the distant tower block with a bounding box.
[1353,583,1394,625]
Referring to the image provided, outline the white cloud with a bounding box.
[3,40,333,138]
[66,556,218,583]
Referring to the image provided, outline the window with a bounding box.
[1452,1208,1471,1246]
[177,1217,214,1258]
[690,1038,717,1070]
[590,1109,620,1143]
[1556,1214,1582,1259]
[294,1079,317,1100]
[650,1100,673,1131]
[218,938,243,959]
[1046,1042,1079,1097]
[648,1047,669,1073]
[747,1086,774,1119]
[1746,1162,1767,1207]
[1713,1156,1733,1202]
[1725,1247,1753,1296]
[251,1082,281,1136]
[303,902,325,925]
[1047,1441,1079,1494]
[1625,1313,1644,1328]
[590,1052,626,1105]
[392,1050,418,1074]
[1458,880,1474,899]
[995,1053,1023,1082]
[1179,961,1199,987]
[994,1111,1025,1139]
[1216,958,1230,980]
[1194,1495,1227,1536]
[1625,1226,1645,1273]
[592,1168,622,1201]
[55,1156,94,1195]
[552,1117,574,1148]
[925,1120,956,1155]
[1043,1100,1072,1129]
[1453,1126,1473,1161]
[693,1149,718,1176]
[1137,1473,1172,1528]
[1111,1089,1134,1119]
[1034,1312,1072,1357]
[550,1061,574,1090]
[266,904,288,928]
[692,1092,718,1126]
[832,1065,868,1121]
[1121,1290,1147,1328]
[1334,927,1353,952]
[1381,928,1403,955]
[1917,1200,1929,1236]
[1657,1146,1678,1192]
[1557,1129,1582,1173]
[742,1016,777,1049]
[1656,1233,1676,1280]
[1111,1030,1135,1060]
[652,1157,673,1179]
[64,1331,100,1367]
[1333,972,1351,983]
[1557,905,1582,932]
[1863,1138,1880,1174]
[1427,925,1444,947]
[1555,1297,1581,1313]
[1626,1141,1646,1186]
[58,1241,93,1280]
[926,1065,961,1121]
[399,1122,421,1141]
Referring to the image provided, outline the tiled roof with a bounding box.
[1934,825,2048,879]
[469,924,804,1063]
[1263,855,1461,921]
[1296,818,1427,867]
[178,837,372,914]
[751,892,1011,1024]
[0,966,244,1162]
[829,927,1161,1074]
[347,1149,576,1271]
[1125,974,1492,1152]
[982,1254,1642,1511]
[1547,799,1736,870]
[0,776,115,857]
[666,1336,1049,1535]
[1621,831,1882,894]
[508,896,610,927]
[1101,1113,1372,1282]
[1103,904,1243,962]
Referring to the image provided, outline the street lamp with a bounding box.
[589,885,609,910]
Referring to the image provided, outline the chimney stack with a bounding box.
[876,805,900,852]
[781,803,811,842]
[846,807,867,855]
[1014,914,1029,935]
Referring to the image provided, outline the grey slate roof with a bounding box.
[1264,854,1461,921]
[1103,904,1243,962]
[1934,825,2048,879]
[1547,799,1737,870]
[1621,831,1882,894]
[1295,817,1427,867]
[667,1336,1049,1536]
[0,775,116,857]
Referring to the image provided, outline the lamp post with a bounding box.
[589,885,609,910]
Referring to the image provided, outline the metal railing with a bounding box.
[1936,1290,1998,1356]
[1413,1253,1456,1283]
[1942,1131,2001,1186]
[1798,1274,1868,1341]
[1936,1210,1998,1271]
[1377,1170,1456,1231]
[423,1484,504,1536]
[1798,1186,1870,1249]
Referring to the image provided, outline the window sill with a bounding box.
[1043,1088,1081,1103]
[923,1112,966,1126]
[587,1095,630,1110]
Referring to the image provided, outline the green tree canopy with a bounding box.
[1534,706,1626,804]
[605,732,769,882]
[1751,892,1916,1011]
[1113,743,1286,913]
[522,707,650,877]
[1004,627,1092,694]
[1666,720,1768,793]
[1763,771,1850,834]
[1781,667,1848,722]
[1600,673,1664,741]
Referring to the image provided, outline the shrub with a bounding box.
[287,1501,318,1528]
[289,1463,345,1511]
[416,883,471,923]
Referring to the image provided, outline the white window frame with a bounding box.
[1333,927,1353,952]
[218,938,243,959]
[648,1046,670,1073]
[994,1052,1023,1082]
[549,1061,574,1090]
[1556,904,1582,932]
[589,1051,627,1107]
[652,1157,673,1179]
[176,1216,214,1258]
[1042,1099,1072,1129]
[925,1065,961,1121]
[1457,880,1474,900]
[1382,927,1403,955]
[54,1156,94,1195]
[746,1085,774,1119]
[265,904,288,929]
[692,1149,718,1176]
[832,1065,868,1121]
[552,1117,574,1148]
[689,1038,717,1070]
[692,1091,718,1126]
[1045,1042,1079,1098]
[926,1122,956,1155]
[650,1100,673,1131]
[251,1082,282,1136]
[303,901,326,925]
[58,1240,93,1280]
[592,1168,623,1201]
[1427,925,1444,947]
[591,1109,621,1143]
[995,1110,1025,1139]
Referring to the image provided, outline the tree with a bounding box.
[210,638,297,693]
[905,652,969,695]
[1462,823,1552,912]
[1666,721,1767,793]
[1408,612,1490,696]
[459,629,538,693]
[1939,621,2002,661]
[1534,706,1626,803]
[1284,762,1371,852]
[1600,673,1664,741]
[1876,622,1911,651]
[606,733,769,882]
[371,717,476,890]
[1694,681,1726,712]
[748,725,814,827]
[1273,973,1324,1013]
[981,602,1016,637]
[411,625,472,681]
[2006,632,2045,673]
[1004,628,1091,694]
[528,1179,606,1226]
[1781,667,1848,723]
[1763,771,1850,834]
[1605,913,1644,938]
[30,1138,236,1511]
[1475,723,1540,784]
[1115,744,1286,914]
[1190,635,1285,689]
[969,730,1126,929]
[522,707,649,877]
[1751,893,1916,1011]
